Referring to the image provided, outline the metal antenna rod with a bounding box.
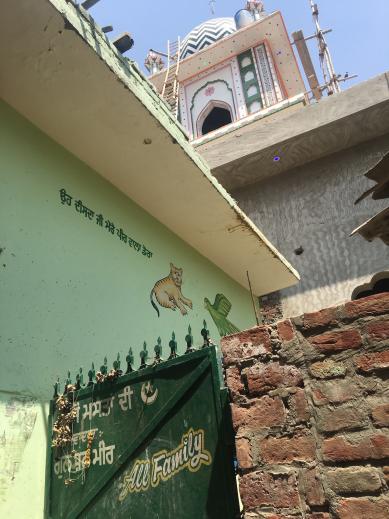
[246,271,260,326]
[309,0,341,94]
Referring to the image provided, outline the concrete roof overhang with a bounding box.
[0,0,299,296]
[196,72,389,192]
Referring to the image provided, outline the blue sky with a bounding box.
[88,0,389,89]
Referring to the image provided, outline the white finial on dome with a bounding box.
[144,51,164,75]
[246,1,265,20]
[209,0,216,15]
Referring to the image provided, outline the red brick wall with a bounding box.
[221,293,389,519]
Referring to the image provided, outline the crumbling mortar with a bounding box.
[269,386,300,398]
[227,297,389,519]
[281,350,335,512]
[295,330,324,364]
[253,506,305,518]
[360,337,389,355]
[232,393,251,406]
[240,356,269,369]
[317,424,372,439]
[296,320,342,339]
[311,348,359,367]
[340,308,389,325]
[270,338,282,355]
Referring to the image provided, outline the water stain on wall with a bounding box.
[0,395,37,504]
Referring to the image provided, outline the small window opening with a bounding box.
[201,107,232,136]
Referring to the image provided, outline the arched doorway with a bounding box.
[197,101,233,137]
[202,106,232,135]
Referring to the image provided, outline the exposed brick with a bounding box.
[312,379,358,406]
[337,497,389,519]
[259,430,316,464]
[326,467,382,494]
[245,362,303,396]
[316,405,367,433]
[236,437,252,470]
[355,351,389,372]
[277,319,295,341]
[239,471,299,510]
[260,291,283,325]
[372,403,389,427]
[231,396,286,432]
[225,366,244,397]
[301,468,326,506]
[221,327,271,365]
[365,320,389,342]
[222,297,389,519]
[345,293,389,319]
[309,329,362,353]
[290,388,310,422]
[301,307,337,331]
[309,359,347,379]
[323,432,389,462]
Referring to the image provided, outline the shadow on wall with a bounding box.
[233,135,389,316]
[352,271,389,300]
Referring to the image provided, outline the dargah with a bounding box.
[1,1,389,519]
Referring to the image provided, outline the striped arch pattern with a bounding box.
[181,18,236,60]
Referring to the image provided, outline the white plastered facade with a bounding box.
[179,41,285,140]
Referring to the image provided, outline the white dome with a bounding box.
[181,18,236,60]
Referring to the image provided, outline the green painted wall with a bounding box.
[0,99,254,517]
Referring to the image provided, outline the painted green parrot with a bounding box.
[204,294,240,337]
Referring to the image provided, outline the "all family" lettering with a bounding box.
[118,428,212,501]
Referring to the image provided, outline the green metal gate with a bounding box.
[45,345,240,518]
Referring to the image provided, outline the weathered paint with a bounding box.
[0,393,48,517]
[0,99,255,517]
[0,394,37,503]
[47,348,240,518]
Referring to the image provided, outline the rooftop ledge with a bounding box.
[192,94,306,147]
[0,0,299,296]
[197,72,389,191]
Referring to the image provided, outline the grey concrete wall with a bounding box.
[233,134,389,318]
